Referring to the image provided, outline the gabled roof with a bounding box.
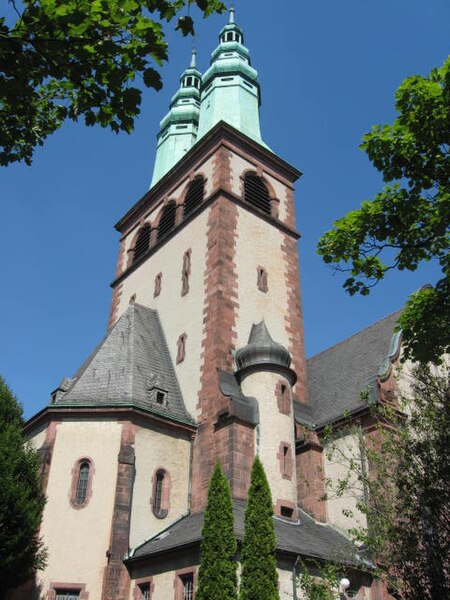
[297,310,402,427]
[128,500,356,564]
[52,303,193,425]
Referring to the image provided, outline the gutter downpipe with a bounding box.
[187,433,195,511]
[293,555,301,600]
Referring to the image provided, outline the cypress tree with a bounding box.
[0,376,46,597]
[240,456,279,600]
[197,462,238,600]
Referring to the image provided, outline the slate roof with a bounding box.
[297,310,402,427]
[129,500,356,564]
[52,303,194,425]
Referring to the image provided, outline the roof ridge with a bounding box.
[307,308,402,362]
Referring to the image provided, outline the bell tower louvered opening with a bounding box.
[133,225,151,263]
[183,177,205,218]
[157,202,177,240]
[244,173,271,215]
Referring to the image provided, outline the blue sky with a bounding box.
[1,0,449,418]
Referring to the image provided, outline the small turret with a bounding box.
[235,321,296,384]
[236,322,298,520]
[150,50,202,187]
[197,7,268,147]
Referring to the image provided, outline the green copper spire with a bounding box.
[197,7,268,147]
[151,49,201,187]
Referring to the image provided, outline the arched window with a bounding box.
[70,458,93,508]
[75,462,89,505]
[157,202,176,241]
[152,468,170,518]
[133,225,151,264]
[243,173,271,215]
[183,177,205,218]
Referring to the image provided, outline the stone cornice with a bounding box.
[110,188,300,289]
[24,405,197,437]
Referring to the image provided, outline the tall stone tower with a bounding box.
[21,9,383,600]
[108,7,307,515]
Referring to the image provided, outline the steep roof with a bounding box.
[52,303,193,425]
[129,500,356,564]
[297,310,402,427]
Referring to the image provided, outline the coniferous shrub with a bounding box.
[0,376,46,597]
[240,456,279,600]
[197,462,238,600]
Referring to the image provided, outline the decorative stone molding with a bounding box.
[48,583,88,599]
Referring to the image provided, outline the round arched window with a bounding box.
[157,203,176,241]
[183,177,205,218]
[243,173,271,215]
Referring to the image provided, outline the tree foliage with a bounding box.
[197,462,238,600]
[322,365,450,598]
[297,560,342,600]
[239,456,279,600]
[0,376,47,597]
[0,0,225,166]
[318,56,450,364]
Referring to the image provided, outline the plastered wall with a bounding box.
[35,419,122,598]
[323,432,367,535]
[234,206,290,351]
[129,425,192,549]
[240,371,297,507]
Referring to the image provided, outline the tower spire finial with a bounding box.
[229,5,235,24]
[190,48,196,68]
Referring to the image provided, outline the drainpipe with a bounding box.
[187,433,195,511]
[292,555,301,600]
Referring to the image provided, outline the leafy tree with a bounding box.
[197,462,238,600]
[322,365,450,598]
[297,560,341,600]
[239,456,279,600]
[318,56,450,364]
[0,376,47,597]
[0,0,225,166]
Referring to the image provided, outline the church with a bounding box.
[22,9,401,599]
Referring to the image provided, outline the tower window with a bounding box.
[243,173,271,215]
[278,442,293,480]
[184,176,205,218]
[70,458,94,508]
[133,225,151,263]
[152,468,169,518]
[177,333,187,364]
[280,505,294,519]
[138,583,151,600]
[157,202,176,240]
[226,31,233,41]
[154,272,162,298]
[75,462,89,505]
[55,592,80,600]
[257,266,268,292]
[276,380,291,415]
[181,574,194,600]
[181,249,192,296]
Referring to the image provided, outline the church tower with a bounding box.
[19,9,385,600]
[108,7,307,515]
